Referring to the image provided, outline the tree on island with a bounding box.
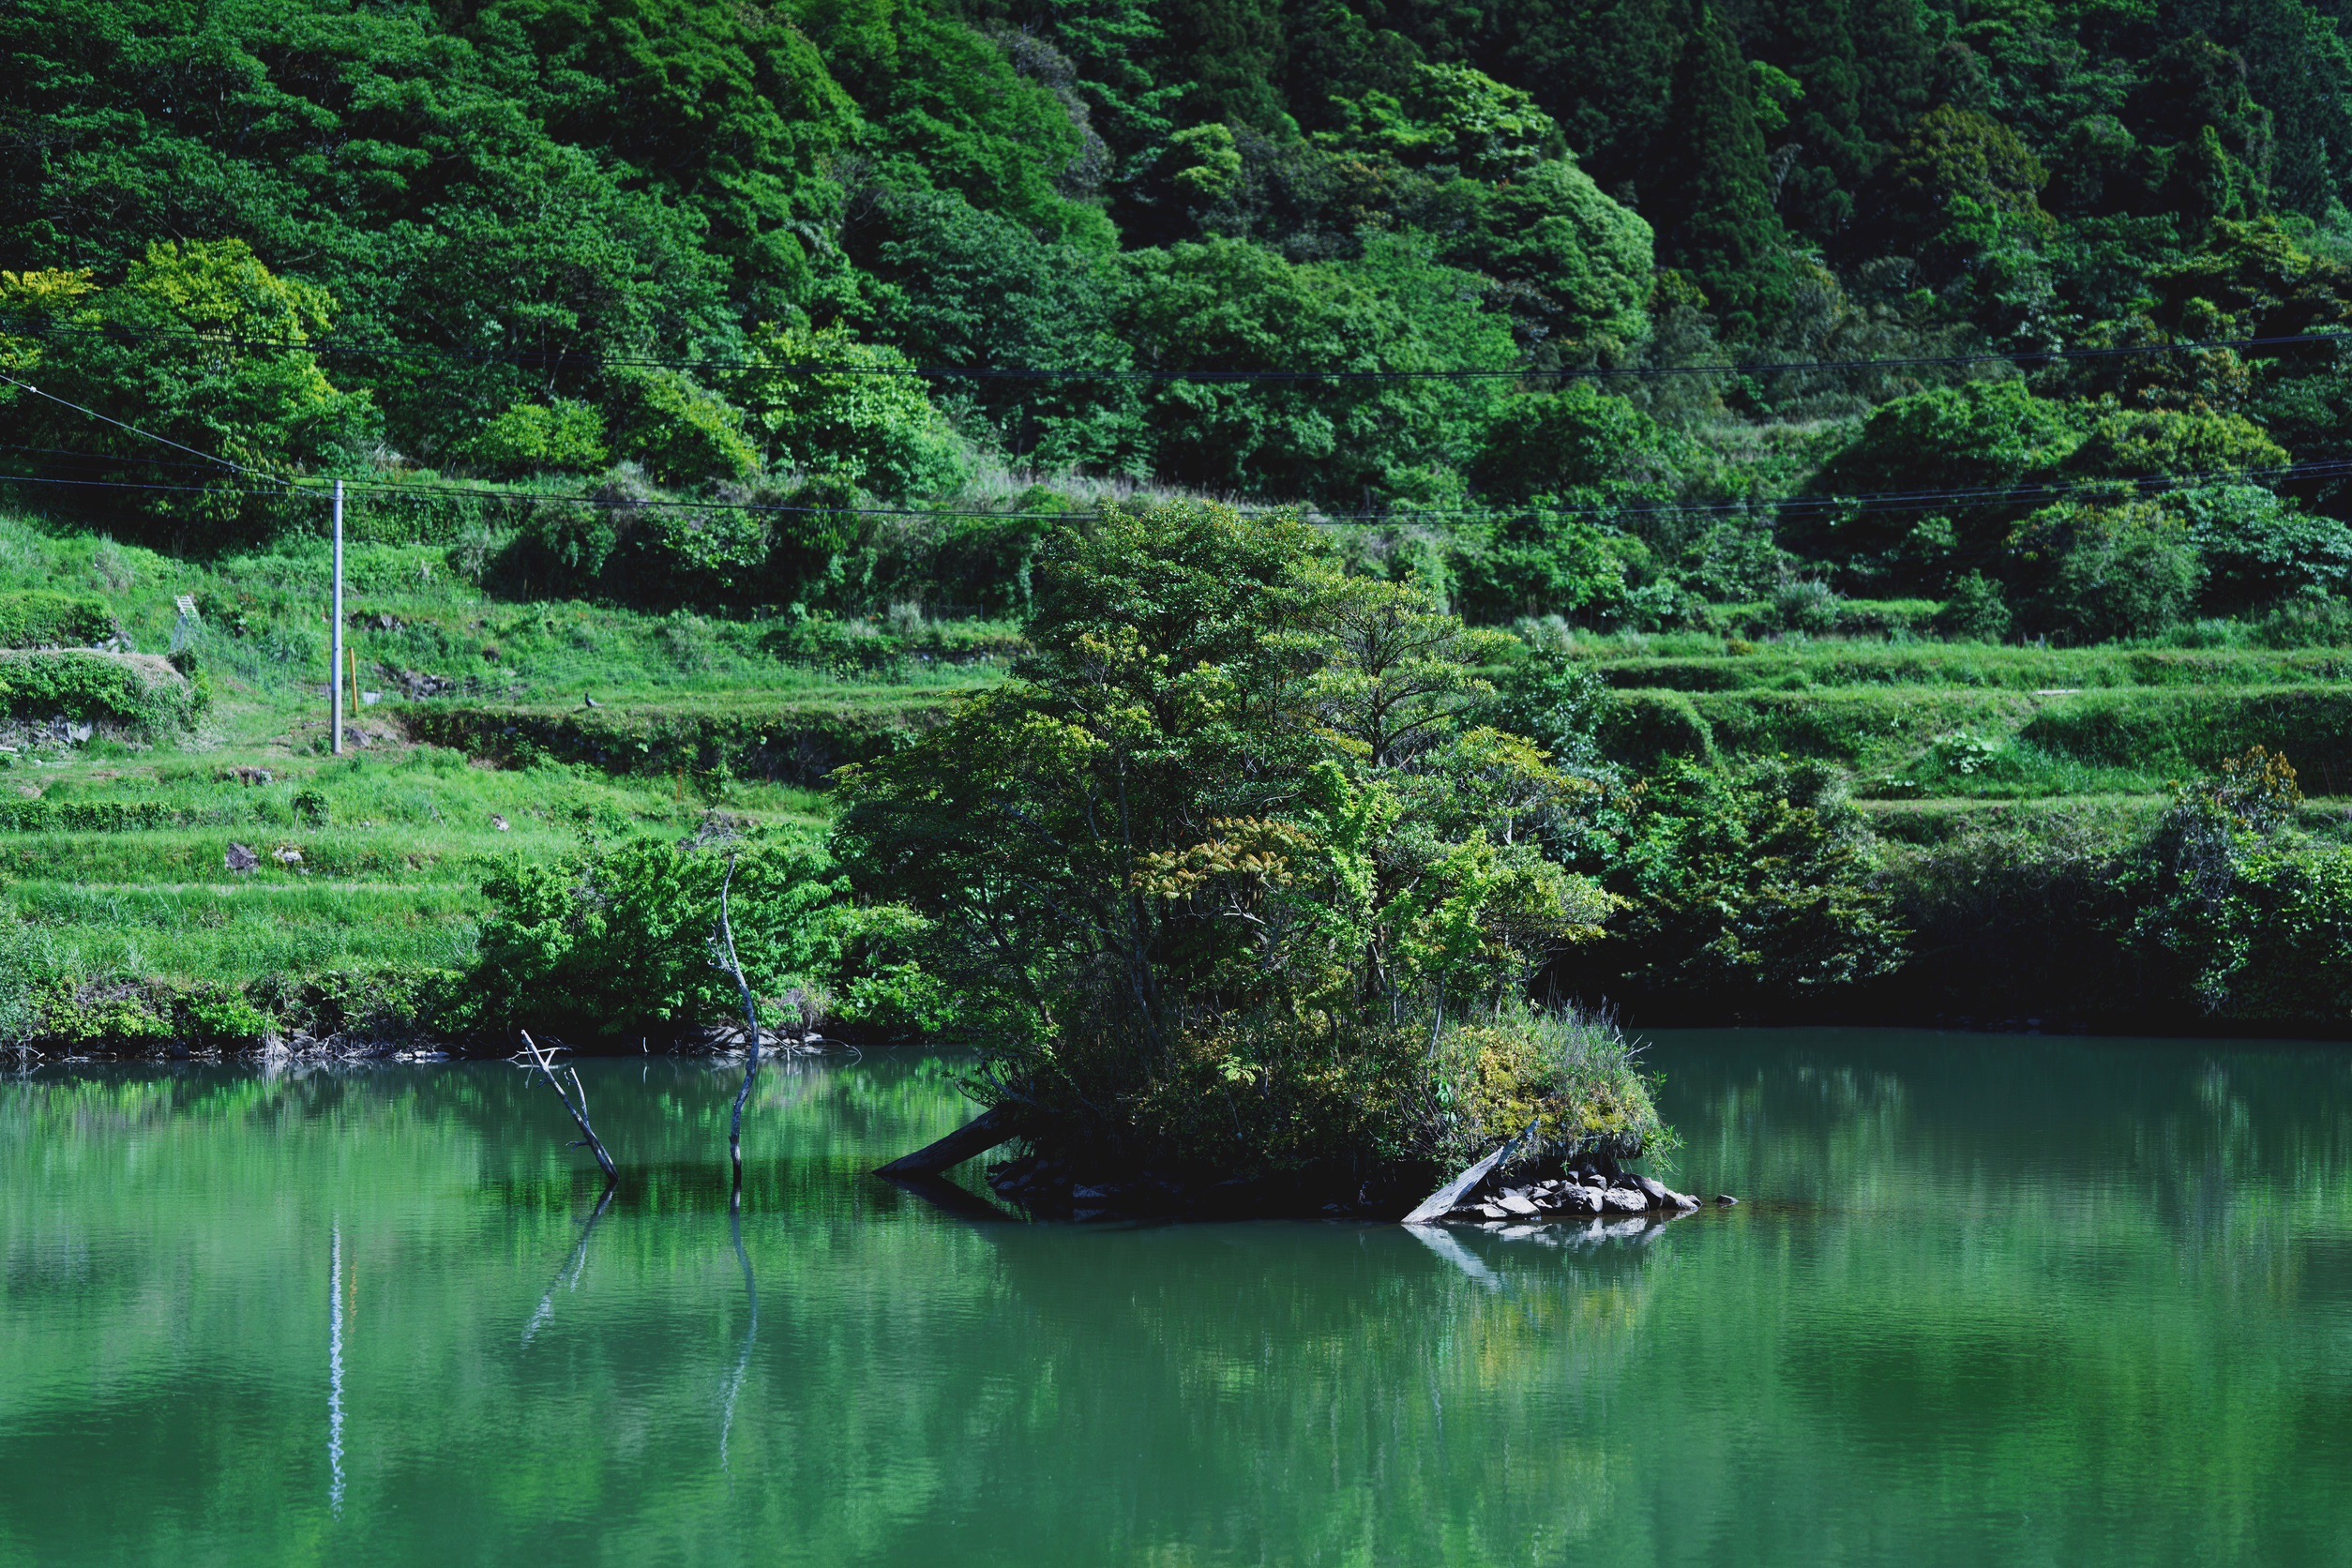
[839,499,1669,1212]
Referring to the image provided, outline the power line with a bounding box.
[0,370,255,473]
[8,371,2339,526]
[5,451,2345,525]
[5,316,2345,385]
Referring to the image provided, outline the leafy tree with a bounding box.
[836,499,1628,1187]
[0,243,373,544]
[844,188,1141,468]
[1157,0,1289,127]
[729,324,968,501]
[2112,746,2338,1020]
[1877,107,2056,289]
[1402,158,1655,358]
[1319,62,1561,179]
[463,400,611,476]
[0,1,736,456]
[599,369,758,488]
[465,0,858,311]
[1469,385,1669,502]
[2062,406,2287,480]
[1337,0,1687,194]
[798,0,1117,248]
[1796,381,2083,590]
[1113,234,1516,502]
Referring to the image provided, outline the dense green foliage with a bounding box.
[15,0,2352,651]
[836,499,1652,1186]
[23,0,2352,1076]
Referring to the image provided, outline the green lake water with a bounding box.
[5,1030,2352,1565]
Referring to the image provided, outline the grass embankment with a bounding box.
[1589,638,2352,804]
[0,512,992,1044]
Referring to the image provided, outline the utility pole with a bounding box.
[331,480,345,757]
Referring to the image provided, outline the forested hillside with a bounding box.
[22,1,2352,1050]
[10,0,2352,641]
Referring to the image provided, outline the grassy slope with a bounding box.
[0,511,998,987]
[16,502,2352,1007]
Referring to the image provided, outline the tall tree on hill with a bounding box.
[1160,0,1289,127]
[1326,0,1686,194]
[2170,0,2352,219]
[1645,7,1796,340]
[1732,0,1932,245]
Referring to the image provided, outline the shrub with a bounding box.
[609,505,776,608]
[177,984,273,1048]
[2111,747,2352,1020]
[1583,757,1909,1016]
[0,920,45,1053]
[0,651,201,731]
[464,400,610,476]
[1454,513,1647,626]
[2174,485,2352,612]
[463,827,866,1043]
[0,593,117,650]
[397,693,951,783]
[1937,571,2013,641]
[2014,501,2204,642]
[1429,1003,1670,1171]
[1595,688,1718,767]
[1772,577,1844,635]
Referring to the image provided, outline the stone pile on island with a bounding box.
[1444,1169,1701,1224]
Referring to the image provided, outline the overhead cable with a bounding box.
[6,452,2346,525]
[4,317,2345,385]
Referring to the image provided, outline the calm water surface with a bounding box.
[5,1031,2352,1565]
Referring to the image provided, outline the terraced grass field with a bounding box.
[16,500,2352,1037]
[0,511,977,996]
[1589,638,2352,801]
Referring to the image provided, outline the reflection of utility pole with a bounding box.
[328,1222,346,1515]
[330,480,345,757]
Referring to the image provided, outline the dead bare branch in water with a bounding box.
[716,853,761,1206]
[520,1031,619,1183]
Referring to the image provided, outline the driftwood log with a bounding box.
[1401,1134,1524,1226]
[875,1104,1021,1178]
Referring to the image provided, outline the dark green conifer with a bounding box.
[1646,7,1796,340]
